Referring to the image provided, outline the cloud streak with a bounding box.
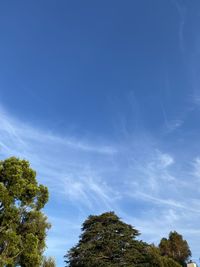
[171,0,186,52]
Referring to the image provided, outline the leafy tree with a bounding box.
[146,245,181,267]
[65,212,181,267]
[42,256,56,267]
[0,157,50,267]
[65,212,142,266]
[159,231,191,266]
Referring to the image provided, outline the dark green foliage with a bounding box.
[0,157,50,267]
[159,231,191,266]
[65,212,182,267]
[65,212,141,266]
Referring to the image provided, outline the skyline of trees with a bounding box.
[65,212,189,267]
[0,156,194,266]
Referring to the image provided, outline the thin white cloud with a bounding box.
[131,191,200,214]
[192,157,200,178]
[171,0,186,52]
[165,119,184,134]
[0,106,117,156]
[161,102,184,134]
[63,173,115,210]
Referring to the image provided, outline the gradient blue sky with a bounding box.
[1,0,200,266]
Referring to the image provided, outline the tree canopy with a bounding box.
[0,157,50,267]
[145,245,182,267]
[42,256,56,267]
[65,212,182,267]
[159,231,191,266]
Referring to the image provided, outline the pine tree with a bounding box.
[65,212,182,267]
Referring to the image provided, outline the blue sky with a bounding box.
[1,0,200,265]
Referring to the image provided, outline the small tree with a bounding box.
[159,231,191,266]
[0,157,50,267]
[42,256,56,267]
[147,245,181,267]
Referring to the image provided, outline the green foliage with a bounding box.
[159,231,191,266]
[161,257,182,267]
[65,212,140,266]
[42,256,56,267]
[65,212,182,267]
[146,245,181,267]
[0,157,50,267]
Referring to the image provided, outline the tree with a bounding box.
[42,256,56,267]
[159,231,191,266]
[0,157,50,267]
[65,212,143,266]
[65,212,181,267]
[146,245,181,267]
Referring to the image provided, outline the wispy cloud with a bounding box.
[63,171,116,210]
[160,102,184,134]
[171,0,186,52]
[192,157,200,179]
